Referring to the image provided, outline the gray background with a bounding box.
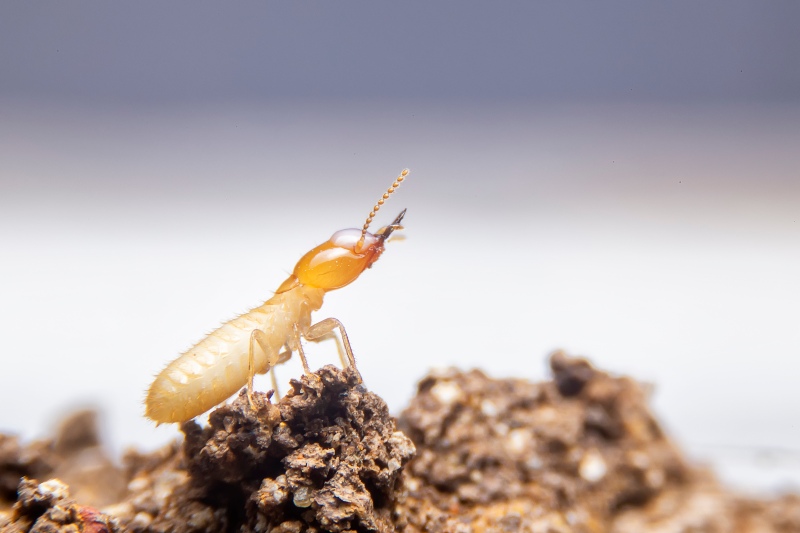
[2,2,799,103]
[1,2,799,492]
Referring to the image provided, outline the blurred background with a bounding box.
[1,2,798,493]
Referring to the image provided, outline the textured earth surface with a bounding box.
[1,355,799,533]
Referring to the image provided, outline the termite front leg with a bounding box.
[304,317,363,382]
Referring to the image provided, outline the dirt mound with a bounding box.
[2,355,798,533]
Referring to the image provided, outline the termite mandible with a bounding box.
[145,169,409,424]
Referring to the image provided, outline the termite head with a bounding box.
[277,169,409,293]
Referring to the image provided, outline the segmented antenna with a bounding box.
[356,168,409,251]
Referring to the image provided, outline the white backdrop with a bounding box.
[2,102,799,493]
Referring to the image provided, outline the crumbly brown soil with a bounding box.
[1,355,799,533]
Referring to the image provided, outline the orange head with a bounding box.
[276,169,409,293]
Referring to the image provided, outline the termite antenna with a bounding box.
[357,168,409,252]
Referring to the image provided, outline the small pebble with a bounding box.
[430,380,464,406]
[579,450,607,483]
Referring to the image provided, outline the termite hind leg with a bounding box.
[269,367,280,400]
[305,317,363,382]
[269,346,292,399]
[248,329,277,409]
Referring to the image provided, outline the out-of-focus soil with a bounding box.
[1,354,798,533]
[0,410,126,511]
[396,352,800,533]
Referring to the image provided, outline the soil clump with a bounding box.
[1,355,799,533]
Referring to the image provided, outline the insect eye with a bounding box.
[330,229,378,252]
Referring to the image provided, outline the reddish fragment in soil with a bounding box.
[0,411,125,514]
[1,477,122,533]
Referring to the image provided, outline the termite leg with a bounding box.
[276,345,292,365]
[269,345,292,399]
[269,368,280,399]
[299,329,347,369]
[305,318,363,382]
[328,331,349,371]
[248,329,281,409]
[293,323,312,375]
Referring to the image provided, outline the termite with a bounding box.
[145,169,409,424]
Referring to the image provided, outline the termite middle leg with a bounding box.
[292,323,312,375]
[304,317,363,382]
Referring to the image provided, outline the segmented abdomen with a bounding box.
[145,285,325,423]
